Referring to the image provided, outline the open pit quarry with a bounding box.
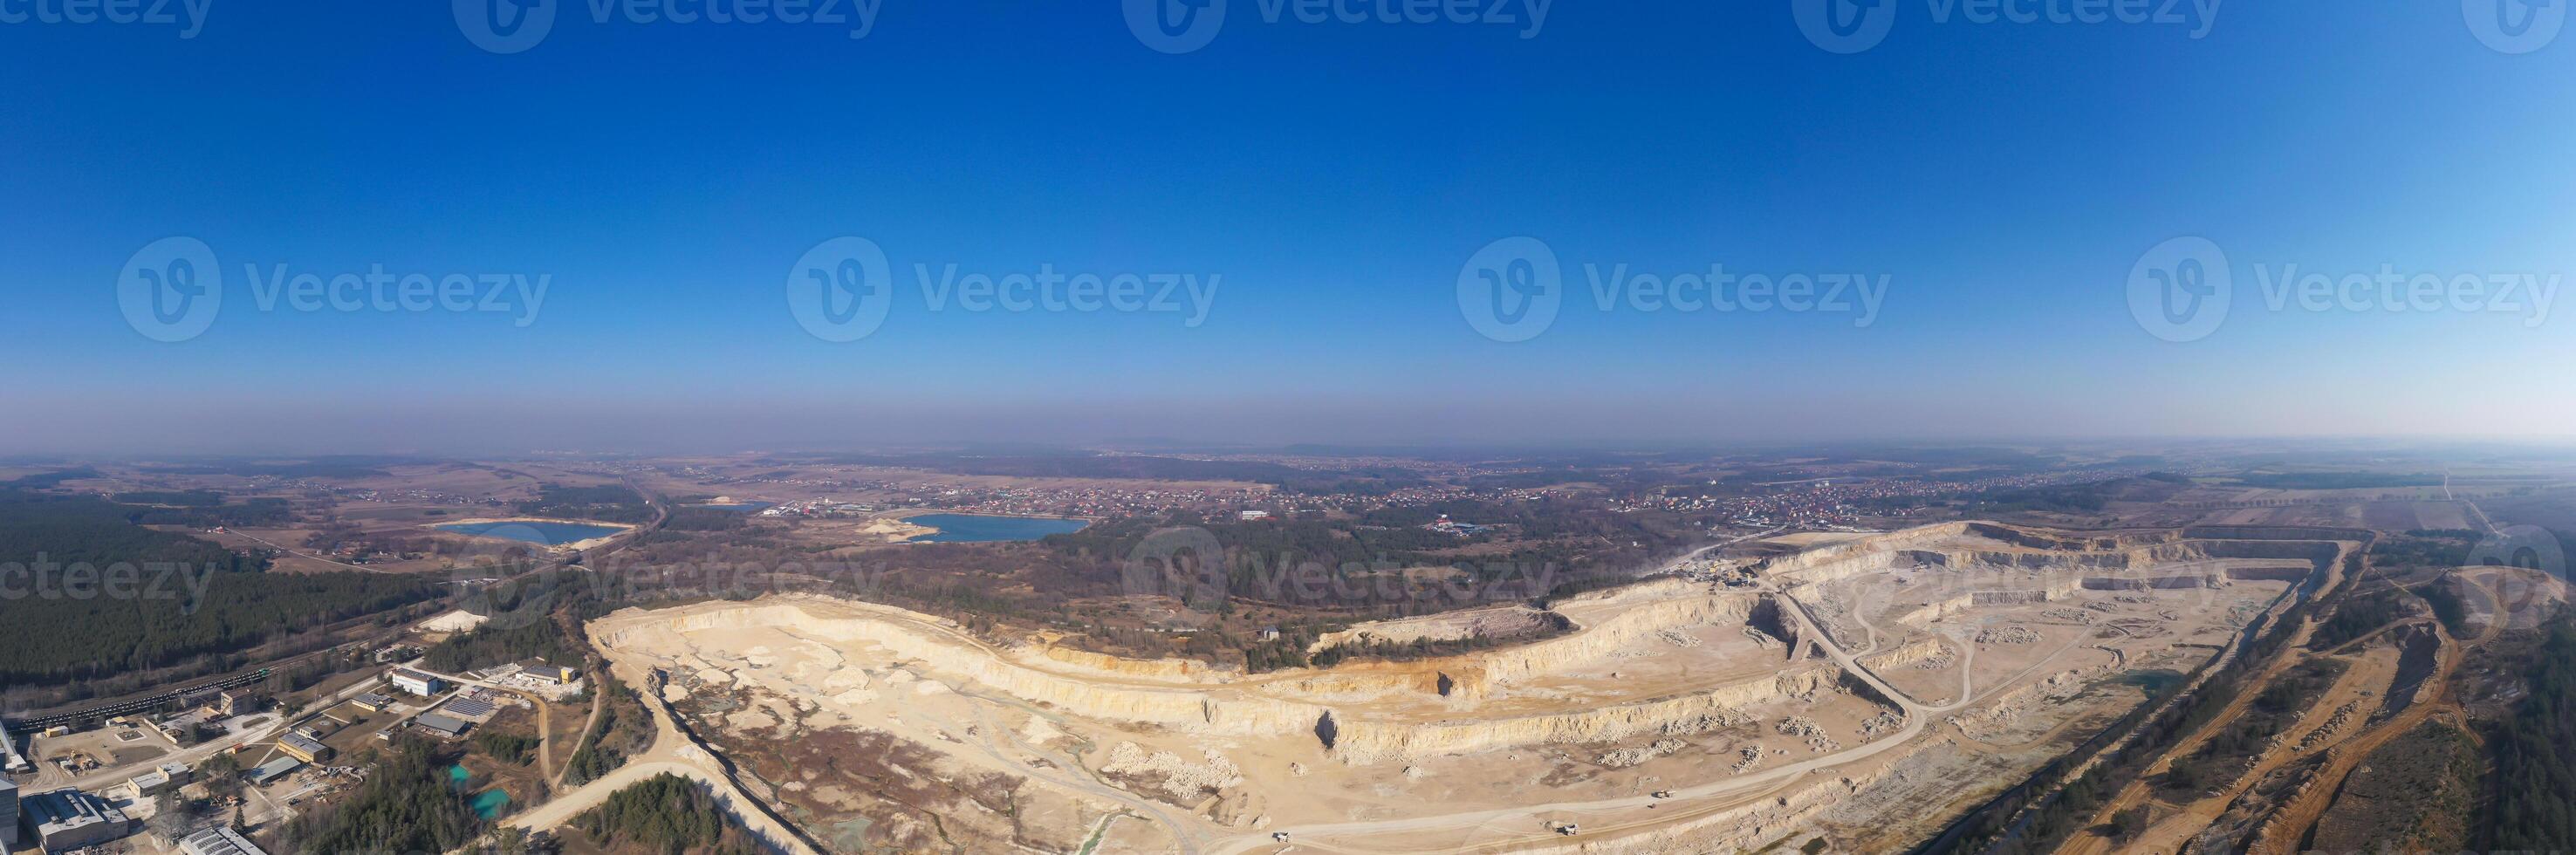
[573,521,2337,854]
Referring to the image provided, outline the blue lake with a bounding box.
[434,520,626,545]
[906,514,1089,543]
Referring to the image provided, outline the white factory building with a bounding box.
[19,788,134,852]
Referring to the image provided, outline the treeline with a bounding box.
[0,569,440,683]
[1971,483,2113,513]
[0,488,254,568]
[2370,530,2481,570]
[473,731,538,765]
[575,772,762,855]
[422,617,582,674]
[2311,592,2414,649]
[1308,618,1573,669]
[277,738,480,855]
[127,497,293,528]
[661,507,748,532]
[516,483,654,523]
[2484,612,2576,850]
[2230,471,2442,489]
[112,489,225,506]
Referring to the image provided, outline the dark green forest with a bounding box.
[575,772,760,855]
[2486,612,2576,851]
[0,489,438,684]
[278,738,480,854]
[515,483,654,523]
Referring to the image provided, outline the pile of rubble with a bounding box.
[1732,744,1765,773]
[1857,709,1906,739]
[2042,608,2095,624]
[1777,716,1841,752]
[1976,626,2042,645]
[1101,742,1244,801]
[2297,701,2363,751]
[1657,628,1704,647]
[1742,626,1785,650]
[1597,738,1687,768]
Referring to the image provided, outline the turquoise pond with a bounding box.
[905,514,1090,543]
[434,520,626,544]
[449,765,510,818]
[469,789,510,819]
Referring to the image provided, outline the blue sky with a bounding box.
[3,1,2573,453]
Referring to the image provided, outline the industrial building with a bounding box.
[1,730,31,775]
[129,760,194,796]
[178,825,271,855]
[412,712,471,739]
[389,668,446,696]
[515,659,577,684]
[352,692,396,713]
[277,732,333,763]
[19,788,134,852]
[2,774,19,848]
[245,757,302,786]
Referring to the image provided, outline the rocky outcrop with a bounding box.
[1329,667,1833,764]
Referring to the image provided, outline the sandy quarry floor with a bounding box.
[582,522,2326,854]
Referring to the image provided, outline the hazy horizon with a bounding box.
[8,3,2573,455]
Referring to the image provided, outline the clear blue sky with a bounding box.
[3,1,2572,453]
